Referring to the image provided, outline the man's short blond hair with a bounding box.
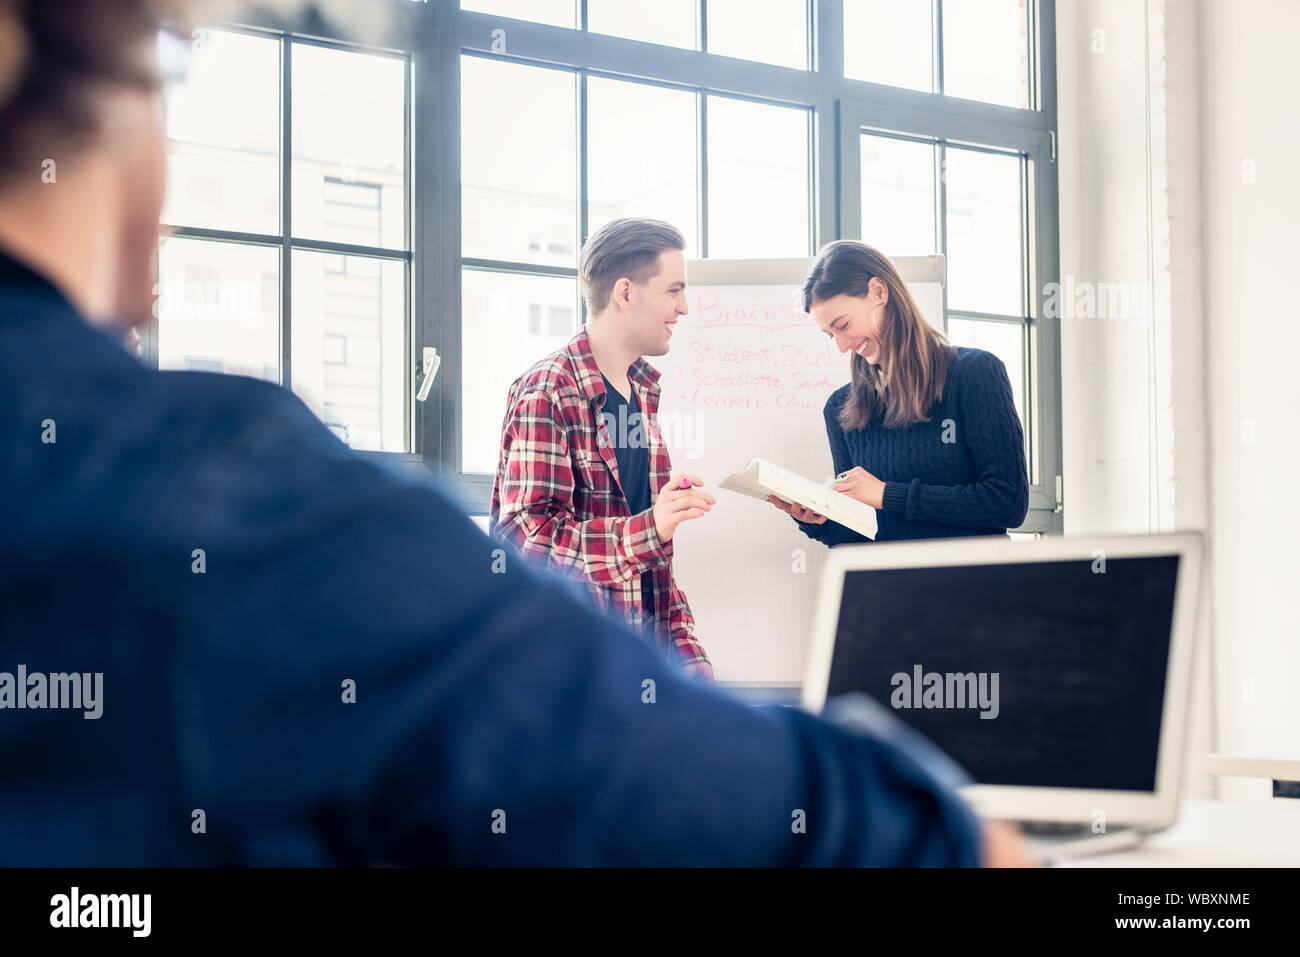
[579,218,685,314]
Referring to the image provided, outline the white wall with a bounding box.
[1058,0,1300,800]
[1058,0,1167,536]
[1197,0,1300,798]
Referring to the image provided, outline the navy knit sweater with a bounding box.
[796,347,1029,546]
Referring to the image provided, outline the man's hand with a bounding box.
[653,473,716,543]
[981,819,1042,867]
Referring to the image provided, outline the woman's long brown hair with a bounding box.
[802,240,955,431]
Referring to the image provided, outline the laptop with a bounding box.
[801,532,1203,864]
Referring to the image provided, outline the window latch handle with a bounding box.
[416,347,440,402]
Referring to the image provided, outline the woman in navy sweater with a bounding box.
[771,241,1029,544]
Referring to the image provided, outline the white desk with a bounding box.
[1063,798,1300,867]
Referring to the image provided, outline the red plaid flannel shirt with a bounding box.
[489,328,712,676]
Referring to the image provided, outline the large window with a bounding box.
[155,26,412,453]
[450,0,1059,530]
[151,2,1060,531]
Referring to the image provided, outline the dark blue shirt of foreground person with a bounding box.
[0,248,981,866]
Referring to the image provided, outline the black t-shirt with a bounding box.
[600,375,651,514]
[601,374,655,618]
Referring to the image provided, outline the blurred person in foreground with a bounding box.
[0,0,1034,866]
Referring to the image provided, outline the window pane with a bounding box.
[157,238,280,382]
[942,0,1030,108]
[706,97,810,258]
[462,270,576,474]
[944,147,1023,315]
[588,78,699,256]
[461,57,578,267]
[946,318,1025,427]
[291,251,407,453]
[589,0,696,49]
[460,0,576,29]
[844,0,933,92]
[162,30,279,234]
[706,0,808,69]
[292,45,405,250]
[860,134,936,255]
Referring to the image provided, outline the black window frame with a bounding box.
[147,8,424,459]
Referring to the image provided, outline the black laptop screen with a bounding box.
[826,555,1180,791]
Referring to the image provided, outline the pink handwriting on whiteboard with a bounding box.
[687,340,777,366]
[694,293,807,330]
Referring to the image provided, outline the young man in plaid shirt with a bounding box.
[490,219,717,682]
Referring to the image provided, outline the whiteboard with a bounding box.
[655,256,946,686]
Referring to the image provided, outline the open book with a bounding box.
[719,458,878,540]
